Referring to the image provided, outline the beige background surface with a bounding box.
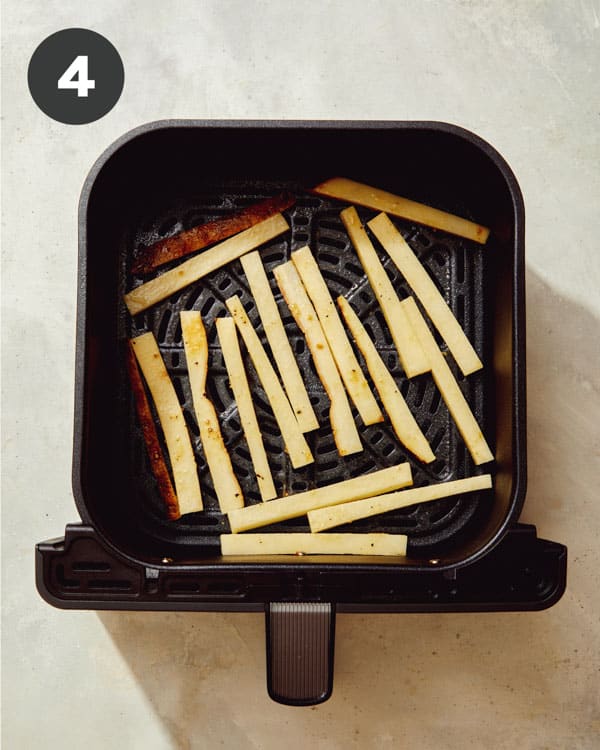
[2,1,599,748]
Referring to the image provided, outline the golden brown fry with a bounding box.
[132,193,295,274]
[312,177,490,244]
[125,342,180,520]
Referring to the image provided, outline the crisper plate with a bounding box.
[72,121,527,568]
[124,185,491,556]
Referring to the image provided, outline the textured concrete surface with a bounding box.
[2,1,599,748]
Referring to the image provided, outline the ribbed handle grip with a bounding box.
[266,602,335,706]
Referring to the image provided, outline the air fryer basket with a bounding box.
[36,121,566,705]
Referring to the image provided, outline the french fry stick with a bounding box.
[313,177,489,244]
[216,316,277,501]
[274,261,362,457]
[368,212,482,376]
[133,193,295,274]
[227,463,413,533]
[125,213,289,315]
[130,332,203,515]
[225,295,313,469]
[240,250,318,433]
[181,312,244,511]
[308,474,492,531]
[291,245,382,426]
[220,533,408,556]
[341,206,429,378]
[402,297,493,465]
[337,296,434,463]
[125,342,180,520]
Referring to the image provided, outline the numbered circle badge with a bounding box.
[28,28,124,124]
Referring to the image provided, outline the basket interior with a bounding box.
[78,124,522,566]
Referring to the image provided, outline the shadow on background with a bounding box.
[99,268,599,749]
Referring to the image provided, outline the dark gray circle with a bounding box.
[28,28,124,125]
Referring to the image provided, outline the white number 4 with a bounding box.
[58,55,95,98]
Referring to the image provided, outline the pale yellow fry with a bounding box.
[124,213,289,315]
[220,533,407,556]
[225,295,313,469]
[337,296,434,464]
[313,177,489,244]
[240,251,318,433]
[130,332,202,515]
[402,298,494,465]
[368,213,482,376]
[180,312,243,511]
[341,207,429,378]
[216,317,277,501]
[308,475,492,532]
[291,245,382,426]
[227,463,413,533]
[274,261,362,457]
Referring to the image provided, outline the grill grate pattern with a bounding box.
[122,186,490,552]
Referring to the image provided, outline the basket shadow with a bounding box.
[98,268,599,748]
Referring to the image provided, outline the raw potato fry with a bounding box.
[368,213,483,376]
[227,463,413,533]
[125,343,180,520]
[308,474,492,532]
[132,193,295,274]
[313,177,490,244]
[341,207,429,378]
[216,317,277,501]
[124,213,289,316]
[291,245,383,426]
[402,298,494,465]
[220,533,408,556]
[225,296,313,469]
[274,261,362,457]
[130,332,203,515]
[337,297,434,464]
[240,251,318,433]
[181,312,244,511]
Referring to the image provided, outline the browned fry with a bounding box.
[125,342,180,520]
[132,193,295,274]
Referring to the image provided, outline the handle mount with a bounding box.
[265,602,335,706]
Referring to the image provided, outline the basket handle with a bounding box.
[265,602,335,706]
